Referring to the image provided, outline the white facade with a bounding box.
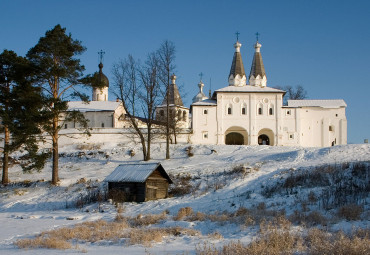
[64,101,127,129]
[190,41,347,147]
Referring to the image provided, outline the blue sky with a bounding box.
[1,0,369,144]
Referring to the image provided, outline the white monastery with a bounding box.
[64,39,347,147]
[190,39,347,147]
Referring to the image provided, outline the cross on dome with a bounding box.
[98,50,105,64]
[199,72,204,81]
[255,32,260,42]
[235,31,240,41]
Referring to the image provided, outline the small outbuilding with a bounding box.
[104,162,172,202]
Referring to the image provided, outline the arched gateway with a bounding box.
[225,127,248,145]
[226,132,244,145]
[258,128,274,145]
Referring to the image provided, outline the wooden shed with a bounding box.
[104,162,172,202]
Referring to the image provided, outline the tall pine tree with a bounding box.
[0,50,47,184]
[27,24,89,185]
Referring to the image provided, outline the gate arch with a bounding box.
[258,128,274,146]
[225,126,248,145]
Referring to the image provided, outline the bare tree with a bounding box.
[275,85,308,105]
[157,40,176,159]
[112,53,162,161]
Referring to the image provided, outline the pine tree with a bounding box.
[26,24,89,185]
[0,50,47,184]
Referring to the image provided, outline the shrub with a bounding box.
[174,207,193,221]
[130,212,167,227]
[169,174,194,197]
[338,204,363,221]
[306,211,327,226]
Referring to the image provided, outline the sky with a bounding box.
[1,0,369,144]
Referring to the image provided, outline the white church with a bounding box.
[64,39,347,148]
[190,39,347,147]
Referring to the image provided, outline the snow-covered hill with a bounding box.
[0,143,369,254]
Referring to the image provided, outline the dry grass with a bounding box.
[130,212,167,227]
[306,228,370,255]
[196,217,370,255]
[15,237,72,250]
[15,216,201,250]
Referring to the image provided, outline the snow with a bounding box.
[0,143,369,254]
[215,85,285,93]
[67,101,122,112]
[104,162,162,182]
[287,99,347,108]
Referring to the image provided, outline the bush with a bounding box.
[169,174,195,197]
[174,207,193,221]
[338,204,363,221]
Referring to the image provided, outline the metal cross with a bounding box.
[98,50,105,63]
[235,31,240,41]
[255,32,260,41]
[199,72,204,81]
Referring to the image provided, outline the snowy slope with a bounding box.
[0,143,369,254]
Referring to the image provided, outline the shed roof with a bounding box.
[104,163,172,183]
[287,100,347,108]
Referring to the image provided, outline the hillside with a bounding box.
[0,143,369,254]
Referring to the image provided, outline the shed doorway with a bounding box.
[226,132,244,145]
[258,134,270,145]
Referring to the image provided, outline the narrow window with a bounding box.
[335,114,338,117]
[258,107,262,115]
[329,125,334,131]
[269,107,273,115]
[101,123,105,128]
[289,134,294,139]
[203,132,208,139]
[160,110,164,116]
[204,109,208,114]
[242,108,246,115]
[183,111,186,120]
[177,110,182,120]
[65,124,68,129]
[228,107,232,115]
[286,110,291,115]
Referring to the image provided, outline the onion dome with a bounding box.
[192,80,208,103]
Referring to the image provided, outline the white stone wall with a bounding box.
[191,92,347,147]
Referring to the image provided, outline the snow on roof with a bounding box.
[191,99,217,106]
[104,163,163,183]
[215,85,285,93]
[287,100,347,108]
[67,101,122,112]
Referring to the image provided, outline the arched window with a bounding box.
[241,103,247,115]
[227,104,232,115]
[183,111,187,120]
[269,104,274,115]
[257,104,263,115]
[177,110,182,120]
[101,123,105,128]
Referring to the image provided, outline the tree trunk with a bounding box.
[174,127,177,144]
[2,125,10,185]
[51,116,59,185]
[147,126,151,161]
[165,79,170,159]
